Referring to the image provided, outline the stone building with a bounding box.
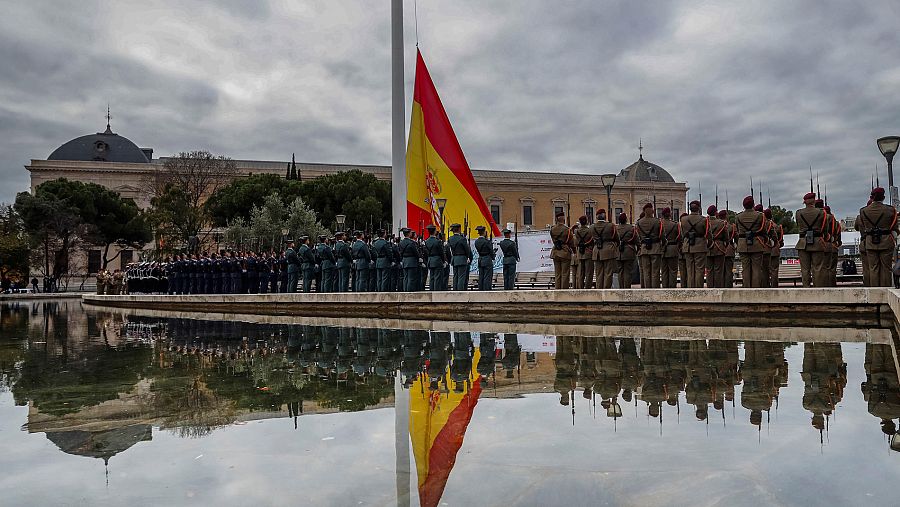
[25,123,687,273]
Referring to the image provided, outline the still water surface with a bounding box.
[1,300,898,506]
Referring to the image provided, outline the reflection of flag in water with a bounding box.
[406,50,500,236]
[409,347,482,507]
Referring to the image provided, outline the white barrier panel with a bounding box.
[469,232,553,273]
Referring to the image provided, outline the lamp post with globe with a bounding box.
[877,136,900,206]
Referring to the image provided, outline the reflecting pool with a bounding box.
[1,300,899,506]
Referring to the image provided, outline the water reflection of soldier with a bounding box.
[577,337,601,401]
[665,341,689,409]
[640,339,669,419]
[618,338,643,404]
[708,340,741,413]
[686,340,715,421]
[427,331,452,388]
[801,343,847,434]
[375,328,401,378]
[500,333,521,379]
[401,330,427,386]
[555,336,580,406]
[861,344,900,450]
[740,341,788,426]
[450,332,475,392]
[595,338,623,404]
[477,333,497,382]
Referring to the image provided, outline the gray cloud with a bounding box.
[1,0,899,217]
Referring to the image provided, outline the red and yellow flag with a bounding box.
[409,347,483,507]
[406,50,500,236]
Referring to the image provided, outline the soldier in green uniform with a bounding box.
[859,187,898,287]
[549,212,573,289]
[333,232,351,292]
[659,208,680,288]
[473,225,495,290]
[636,203,663,288]
[398,228,420,292]
[573,216,594,289]
[442,234,452,290]
[298,236,317,293]
[796,192,828,287]
[679,201,708,288]
[734,196,768,288]
[317,234,336,293]
[591,209,618,289]
[498,229,519,290]
[424,225,445,291]
[718,210,736,288]
[706,205,728,288]
[616,212,637,288]
[373,229,393,292]
[285,240,300,293]
[448,223,472,291]
[351,230,371,292]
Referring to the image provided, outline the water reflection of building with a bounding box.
[861,343,900,452]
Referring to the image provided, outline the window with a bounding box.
[120,250,133,270]
[584,206,594,220]
[554,206,564,218]
[673,208,680,217]
[490,204,501,225]
[614,207,623,217]
[523,205,533,226]
[88,250,101,274]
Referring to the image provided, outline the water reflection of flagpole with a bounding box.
[395,373,410,507]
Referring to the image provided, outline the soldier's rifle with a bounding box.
[715,185,719,210]
[816,172,820,199]
[809,166,814,194]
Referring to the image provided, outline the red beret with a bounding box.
[555,211,566,218]
[660,207,671,217]
[872,187,886,200]
[754,204,764,212]
[707,205,717,215]
[742,196,755,208]
[763,208,772,218]
[803,192,816,200]
[690,200,701,208]
[596,208,606,216]
[717,210,728,219]
[814,199,824,208]
[824,205,831,213]
[579,215,588,225]
[643,203,653,210]
[618,212,627,222]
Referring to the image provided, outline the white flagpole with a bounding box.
[392,0,407,236]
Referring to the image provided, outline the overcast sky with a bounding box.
[2,1,899,217]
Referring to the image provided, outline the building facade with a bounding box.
[25,124,687,274]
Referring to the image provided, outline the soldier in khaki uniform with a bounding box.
[635,203,663,288]
[660,208,681,288]
[678,213,689,287]
[549,212,574,289]
[591,209,618,289]
[705,205,728,288]
[573,216,594,289]
[734,196,768,288]
[855,208,869,286]
[826,205,841,286]
[616,213,638,288]
[859,187,899,287]
[717,210,736,287]
[796,192,828,287]
[753,204,772,287]
[816,200,834,287]
[679,201,708,288]
[765,208,784,288]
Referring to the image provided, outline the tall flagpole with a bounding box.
[391,7,410,507]
[392,0,407,235]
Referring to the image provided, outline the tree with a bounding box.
[145,151,237,245]
[285,197,329,240]
[768,206,798,234]
[205,173,301,227]
[223,194,328,252]
[14,187,82,278]
[297,170,390,230]
[0,205,29,284]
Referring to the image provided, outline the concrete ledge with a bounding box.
[1,292,84,301]
[83,288,896,329]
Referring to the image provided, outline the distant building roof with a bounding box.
[618,156,675,183]
[49,124,150,164]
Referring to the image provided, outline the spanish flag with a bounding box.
[409,346,483,507]
[406,50,500,236]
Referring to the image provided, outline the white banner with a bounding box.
[469,232,553,273]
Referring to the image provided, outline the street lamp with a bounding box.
[436,197,447,222]
[601,173,616,219]
[335,214,346,232]
[878,136,900,204]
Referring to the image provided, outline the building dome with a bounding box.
[617,156,675,183]
[48,125,151,163]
